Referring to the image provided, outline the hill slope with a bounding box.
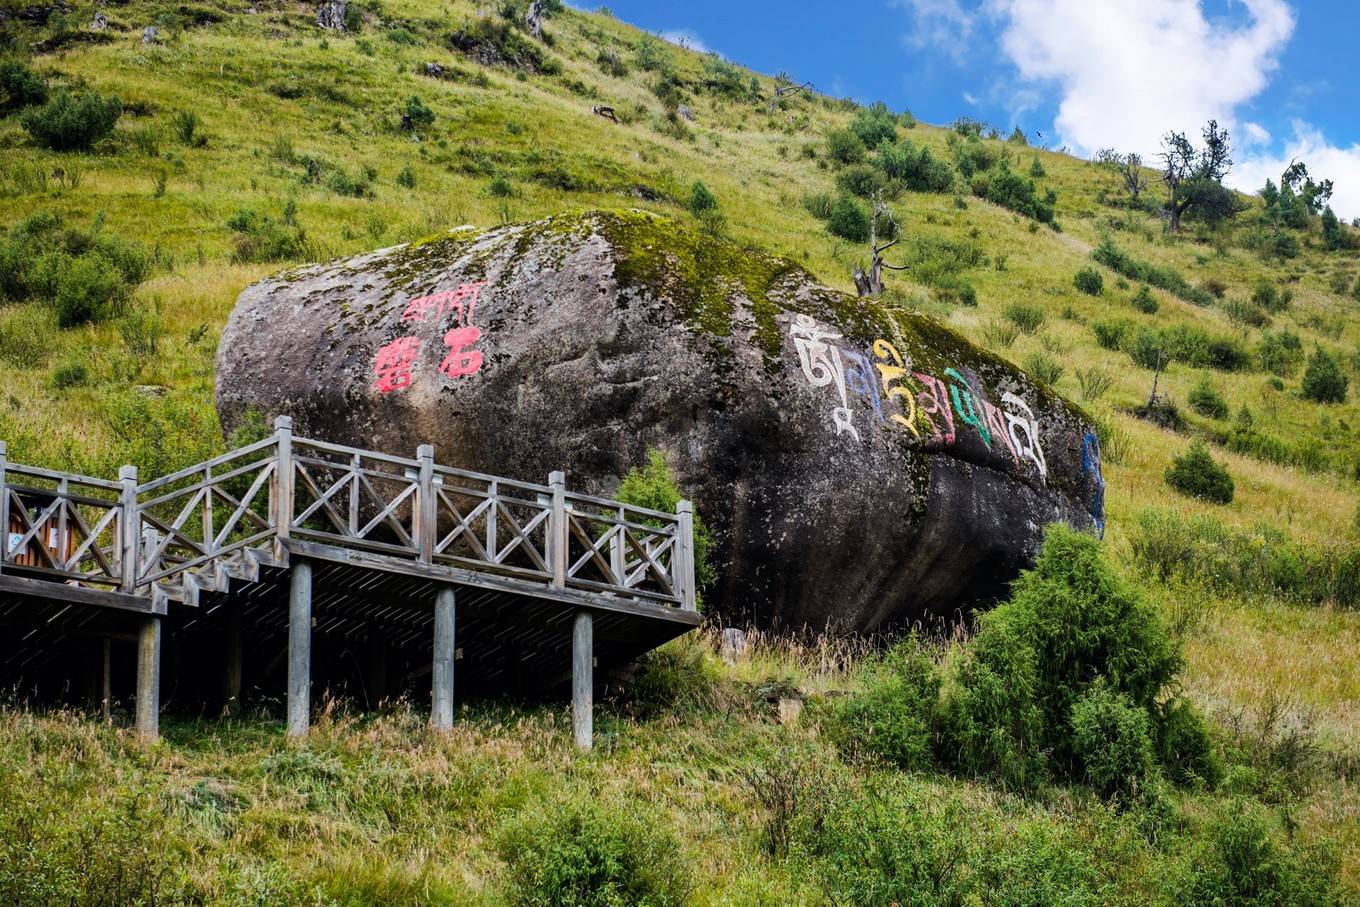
[0,0,1358,901]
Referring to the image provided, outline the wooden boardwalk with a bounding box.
[0,418,699,747]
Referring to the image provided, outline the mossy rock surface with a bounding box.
[217,210,1104,629]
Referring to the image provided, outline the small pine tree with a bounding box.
[1073,267,1103,296]
[1132,285,1158,314]
[1166,441,1234,504]
[1188,377,1229,420]
[1302,347,1348,403]
[687,181,718,216]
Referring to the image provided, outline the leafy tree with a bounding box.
[1188,377,1228,419]
[877,141,953,192]
[1160,120,1236,232]
[1301,347,1348,403]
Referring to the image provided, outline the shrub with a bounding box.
[687,180,718,216]
[823,639,939,770]
[1023,351,1064,386]
[395,163,416,188]
[850,101,898,148]
[402,95,435,131]
[615,449,714,594]
[226,206,311,263]
[1154,697,1223,789]
[1003,302,1047,335]
[50,360,89,390]
[21,89,122,151]
[1093,238,1215,306]
[51,252,126,327]
[826,195,870,242]
[496,799,691,907]
[1075,367,1113,402]
[801,191,835,220]
[1188,377,1229,419]
[1092,319,1130,351]
[1171,806,1340,907]
[1073,267,1103,296]
[981,161,1056,224]
[0,60,48,112]
[876,140,953,192]
[1301,347,1348,403]
[943,525,1181,789]
[1257,331,1303,377]
[825,128,866,165]
[1131,284,1158,313]
[172,110,202,145]
[981,320,1020,348]
[1070,682,1154,799]
[1166,441,1234,504]
[835,163,884,199]
[487,174,515,197]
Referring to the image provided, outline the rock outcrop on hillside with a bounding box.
[216,210,1106,630]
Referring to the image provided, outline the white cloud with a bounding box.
[963,91,979,105]
[991,0,1295,158]
[658,28,709,54]
[1241,121,1272,147]
[893,0,977,60]
[1234,121,1360,221]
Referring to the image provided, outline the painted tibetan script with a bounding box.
[786,314,1051,481]
[374,281,488,394]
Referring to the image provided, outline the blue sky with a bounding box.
[597,1,1360,218]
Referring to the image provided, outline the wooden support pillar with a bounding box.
[549,471,567,589]
[223,602,243,716]
[287,558,312,738]
[101,637,112,723]
[572,609,593,751]
[135,617,161,741]
[431,585,455,730]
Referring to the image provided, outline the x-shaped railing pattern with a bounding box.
[0,420,697,610]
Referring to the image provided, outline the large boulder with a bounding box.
[216,210,1106,631]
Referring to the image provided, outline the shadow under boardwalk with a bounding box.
[0,418,700,747]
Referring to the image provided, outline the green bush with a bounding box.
[21,89,122,151]
[1257,331,1304,377]
[1023,351,1064,386]
[50,360,89,390]
[0,60,48,112]
[826,195,870,242]
[1003,302,1047,335]
[402,94,435,131]
[1094,238,1215,306]
[0,213,148,327]
[823,639,939,770]
[1073,267,1103,296]
[1132,284,1158,314]
[876,140,953,192]
[226,206,312,263]
[942,525,1181,790]
[615,449,714,594]
[1070,682,1154,798]
[1154,697,1223,789]
[834,163,884,199]
[825,128,866,165]
[1188,377,1229,419]
[172,110,202,146]
[1092,319,1130,351]
[51,252,126,327]
[1166,441,1234,504]
[395,163,416,189]
[849,101,898,148]
[1171,806,1340,907]
[687,180,718,216]
[1301,347,1348,403]
[1252,281,1292,313]
[980,161,1056,224]
[496,798,691,907]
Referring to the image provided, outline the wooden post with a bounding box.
[431,585,455,730]
[572,609,593,750]
[676,500,697,612]
[417,444,435,565]
[101,636,112,723]
[223,602,243,716]
[119,465,139,593]
[273,416,294,554]
[549,471,567,589]
[135,616,161,741]
[286,557,312,738]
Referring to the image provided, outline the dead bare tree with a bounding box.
[852,192,907,297]
[591,105,618,123]
[767,74,812,112]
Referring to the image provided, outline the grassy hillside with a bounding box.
[1,0,1358,902]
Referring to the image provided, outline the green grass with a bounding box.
[1,0,1359,900]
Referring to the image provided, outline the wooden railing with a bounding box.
[0,418,697,611]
